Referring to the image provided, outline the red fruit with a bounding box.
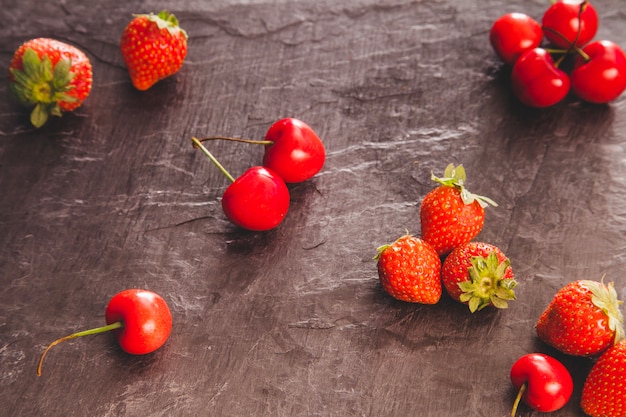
[222,166,290,231]
[489,13,543,65]
[510,353,573,414]
[375,234,442,304]
[37,289,172,376]
[263,118,326,183]
[542,0,598,49]
[536,280,625,357]
[9,38,93,128]
[192,137,290,231]
[441,241,516,313]
[419,164,497,256]
[581,340,626,417]
[571,40,626,104]
[511,48,571,108]
[104,289,172,355]
[120,11,188,90]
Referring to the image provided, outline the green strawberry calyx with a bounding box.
[139,10,188,39]
[431,163,498,208]
[585,279,625,345]
[9,48,77,128]
[457,251,517,313]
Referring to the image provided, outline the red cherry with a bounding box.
[221,166,290,231]
[263,118,325,183]
[104,289,173,355]
[511,48,571,107]
[542,0,598,49]
[489,13,543,65]
[571,40,626,103]
[192,137,290,231]
[37,289,172,376]
[510,353,573,414]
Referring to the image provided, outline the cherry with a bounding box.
[511,48,571,107]
[192,137,290,231]
[490,13,543,65]
[510,353,573,416]
[195,118,325,184]
[542,0,598,49]
[37,289,172,376]
[262,118,325,183]
[571,40,626,103]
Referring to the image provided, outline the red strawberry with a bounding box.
[441,241,516,312]
[536,280,625,357]
[9,38,93,128]
[581,340,626,417]
[419,164,497,256]
[120,11,188,91]
[375,234,442,304]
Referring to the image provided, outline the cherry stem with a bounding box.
[37,321,123,376]
[191,136,236,183]
[195,136,273,146]
[511,383,527,417]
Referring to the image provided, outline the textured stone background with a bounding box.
[1,0,626,416]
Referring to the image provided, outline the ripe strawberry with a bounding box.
[8,38,93,128]
[120,11,188,91]
[581,340,626,417]
[375,234,442,304]
[419,164,497,256]
[441,241,516,313]
[536,280,625,357]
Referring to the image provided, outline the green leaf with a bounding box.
[41,55,53,82]
[52,58,73,90]
[490,296,509,309]
[30,103,49,128]
[22,49,42,79]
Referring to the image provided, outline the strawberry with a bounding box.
[419,164,497,256]
[375,234,442,304]
[120,11,188,91]
[536,280,625,357]
[8,38,93,128]
[441,241,517,313]
[581,340,626,417]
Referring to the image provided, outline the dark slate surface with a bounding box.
[1,0,626,416]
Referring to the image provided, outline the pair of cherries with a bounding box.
[192,118,326,231]
[490,0,626,107]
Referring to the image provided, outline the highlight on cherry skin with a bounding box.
[191,137,290,232]
[509,353,573,416]
[37,289,172,376]
[194,117,326,184]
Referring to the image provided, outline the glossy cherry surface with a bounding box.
[511,48,570,108]
[263,118,325,183]
[542,0,598,49]
[510,353,573,414]
[490,13,543,65]
[105,289,173,355]
[222,166,290,231]
[572,40,626,103]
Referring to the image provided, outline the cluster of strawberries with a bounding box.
[375,163,515,313]
[8,10,188,128]
[537,279,625,417]
[375,163,626,416]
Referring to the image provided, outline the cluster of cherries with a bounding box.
[191,118,326,231]
[490,0,626,107]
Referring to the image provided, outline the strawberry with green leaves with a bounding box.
[441,241,517,313]
[419,164,497,256]
[9,38,93,128]
[375,234,442,304]
[581,340,626,417]
[120,11,188,91]
[536,280,625,357]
